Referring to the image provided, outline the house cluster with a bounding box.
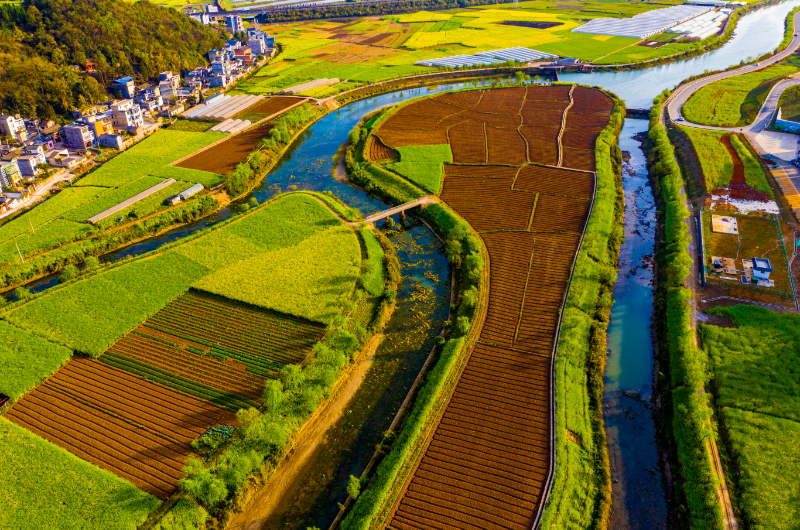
[185,28,274,89]
[0,114,87,196]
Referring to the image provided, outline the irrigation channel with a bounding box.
[5,1,800,526]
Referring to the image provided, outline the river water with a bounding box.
[605,119,663,529]
[6,2,800,526]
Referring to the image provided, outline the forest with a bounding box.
[0,0,226,119]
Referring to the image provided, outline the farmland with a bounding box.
[700,306,800,529]
[0,129,224,275]
[682,64,798,126]
[0,417,161,530]
[0,191,379,527]
[365,85,613,530]
[3,194,356,356]
[4,357,234,499]
[234,0,699,98]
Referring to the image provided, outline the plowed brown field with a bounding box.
[387,86,613,530]
[4,358,231,499]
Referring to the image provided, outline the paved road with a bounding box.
[667,9,800,124]
[0,171,71,221]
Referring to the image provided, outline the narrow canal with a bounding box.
[605,119,664,529]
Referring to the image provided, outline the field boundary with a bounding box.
[557,86,576,168]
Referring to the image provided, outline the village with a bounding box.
[0,16,273,217]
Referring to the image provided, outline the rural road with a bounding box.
[0,170,71,221]
[667,9,800,124]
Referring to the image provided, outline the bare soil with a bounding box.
[177,126,273,175]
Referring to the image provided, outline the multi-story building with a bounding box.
[136,85,164,111]
[226,15,244,34]
[0,158,21,189]
[17,151,46,176]
[110,100,144,129]
[211,57,231,77]
[112,76,136,99]
[0,114,27,143]
[189,12,210,25]
[247,29,275,56]
[63,124,95,150]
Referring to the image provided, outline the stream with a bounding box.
[605,119,663,529]
[7,1,800,526]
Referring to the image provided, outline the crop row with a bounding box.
[562,127,603,151]
[4,358,225,499]
[444,164,519,179]
[448,121,487,165]
[100,353,257,412]
[472,87,526,115]
[568,86,615,116]
[435,90,484,111]
[108,335,264,399]
[513,165,595,198]
[529,195,591,233]
[561,148,596,172]
[367,136,398,162]
[375,128,448,148]
[486,127,528,166]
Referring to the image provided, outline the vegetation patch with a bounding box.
[0,417,161,530]
[683,65,797,127]
[701,306,800,529]
[677,127,733,191]
[0,320,72,400]
[386,144,453,194]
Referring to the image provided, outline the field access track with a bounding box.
[4,357,232,499]
[384,86,613,530]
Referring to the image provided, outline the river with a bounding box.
[7,1,800,526]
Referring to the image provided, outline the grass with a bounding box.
[2,194,359,355]
[360,229,385,297]
[0,417,161,530]
[63,176,168,222]
[194,226,360,324]
[683,65,798,127]
[148,166,224,188]
[701,306,800,529]
[152,499,208,530]
[777,84,800,122]
[167,119,218,132]
[0,219,93,268]
[729,134,773,197]
[678,127,733,190]
[0,320,72,400]
[386,144,452,194]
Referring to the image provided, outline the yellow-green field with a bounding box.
[233,0,703,96]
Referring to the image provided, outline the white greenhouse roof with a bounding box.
[416,47,558,68]
[572,5,713,39]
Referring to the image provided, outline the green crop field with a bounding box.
[2,193,360,355]
[387,144,452,194]
[701,306,800,529]
[678,127,733,190]
[777,84,800,122]
[359,229,385,297]
[683,65,798,126]
[729,134,773,196]
[234,0,696,96]
[0,417,161,530]
[0,129,224,268]
[0,320,72,400]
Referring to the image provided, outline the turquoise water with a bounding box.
[605,118,664,528]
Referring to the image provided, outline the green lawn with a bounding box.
[359,229,384,297]
[387,144,452,194]
[701,306,800,529]
[777,84,800,122]
[683,65,798,126]
[678,127,733,190]
[0,320,72,400]
[729,134,773,197]
[0,417,161,530]
[2,193,359,355]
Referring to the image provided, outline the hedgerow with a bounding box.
[647,90,724,530]
[539,92,624,530]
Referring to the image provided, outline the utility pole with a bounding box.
[16,242,24,263]
[29,218,34,233]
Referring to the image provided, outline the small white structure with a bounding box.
[751,257,773,280]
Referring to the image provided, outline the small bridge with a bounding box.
[364,196,438,224]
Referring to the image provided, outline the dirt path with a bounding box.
[225,334,383,530]
[720,134,746,186]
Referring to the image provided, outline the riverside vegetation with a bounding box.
[647,90,724,530]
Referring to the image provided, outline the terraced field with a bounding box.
[4,357,232,500]
[379,86,614,530]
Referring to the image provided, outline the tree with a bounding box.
[13,287,31,301]
[347,475,361,499]
[58,264,79,282]
[280,364,304,392]
[262,379,284,412]
[84,256,100,269]
[36,163,52,180]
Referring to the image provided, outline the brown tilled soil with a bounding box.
[177,125,273,175]
[246,96,304,117]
